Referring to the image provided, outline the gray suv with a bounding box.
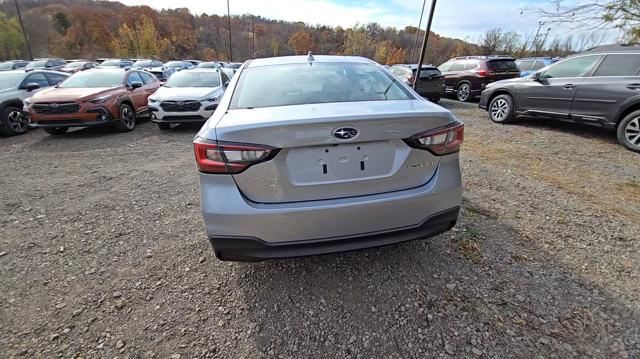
[0,70,69,135]
[479,44,640,153]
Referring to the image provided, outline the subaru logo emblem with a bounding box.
[50,103,59,108]
[333,127,358,140]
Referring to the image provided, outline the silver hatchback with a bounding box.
[194,55,463,261]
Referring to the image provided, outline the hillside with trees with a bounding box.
[0,0,600,65]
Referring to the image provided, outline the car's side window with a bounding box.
[44,72,67,86]
[593,54,640,77]
[438,60,453,72]
[21,73,49,88]
[127,72,144,86]
[532,60,546,71]
[464,60,479,70]
[518,60,533,71]
[541,55,601,79]
[139,72,155,85]
[449,60,465,72]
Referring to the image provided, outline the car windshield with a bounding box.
[133,60,152,68]
[0,62,15,70]
[64,62,85,69]
[231,62,412,109]
[101,60,125,66]
[166,61,185,68]
[27,61,47,69]
[165,71,220,88]
[58,70,124,88]
[0,72,24,90]
[197,62,220,68]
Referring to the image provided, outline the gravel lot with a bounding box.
[1,99,639,358]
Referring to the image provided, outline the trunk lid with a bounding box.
[215,100,454,203]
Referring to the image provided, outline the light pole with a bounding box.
[410,0,427,64]
[227,0,233,61]
[14,0,33,60]
[414,0,437,90]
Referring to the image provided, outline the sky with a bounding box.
[114,0,620,43]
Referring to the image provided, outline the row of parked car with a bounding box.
[0,58,235,136]
[386,44,640,153]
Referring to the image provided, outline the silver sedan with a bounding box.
[194,55,464,261]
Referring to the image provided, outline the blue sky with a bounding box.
[117,0,620,43]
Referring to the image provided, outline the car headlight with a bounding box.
[149,97,159,103]
[88,95,112,104]
[204,96,219,103]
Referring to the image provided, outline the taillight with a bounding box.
[407,75,415,84]
[474,69,488,77]
[193,138,278,174]
[404,122,464,155]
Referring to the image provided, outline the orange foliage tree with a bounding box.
[288,31,316,55]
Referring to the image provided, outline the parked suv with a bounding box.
[0,70,69,135]
[479,44,640,153]
[438,56,520,102]
[27,69,160,135]
[515,57,559,77]
[25,58,66,71]
[0,60,29,71]
[148,69,228,130]
[389,64,444,103]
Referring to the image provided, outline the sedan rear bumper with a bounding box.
[210,207,459,261]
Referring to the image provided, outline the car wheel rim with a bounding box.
[7,110,27,133]
[458,85,470,101]
[122,107,135,129]
[625,117,640,146]
[490,99,509,121]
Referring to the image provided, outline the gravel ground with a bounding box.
[1,101,639,358]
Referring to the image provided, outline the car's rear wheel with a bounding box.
[114,103,136,132]
[156,122,171,130]
[617,110,640,153]
[43,127,68,135]
[456,83,471,102]
[0,106,29,136]
[488,94,515,124]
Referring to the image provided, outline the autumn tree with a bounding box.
[0,11,25,60]
[374,40,394,64]
[288,31,315,55]
[111,15,168,58]
[386,47,406,65]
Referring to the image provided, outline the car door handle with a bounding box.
[627,84,640,90]
[563,84,576,89]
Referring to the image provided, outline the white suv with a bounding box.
[148,69,228,130]
[0,70,69,135]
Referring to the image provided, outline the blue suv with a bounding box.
[515,57,559,77]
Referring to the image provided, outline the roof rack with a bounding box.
[454,55,513,60]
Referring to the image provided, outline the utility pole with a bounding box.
[410,0,427,64]
[529,21,545,55]
[227,0,233,61]
[251,15,255,57]
[362,25,367,58]
[14,0,33,60]
[414,0,437,90]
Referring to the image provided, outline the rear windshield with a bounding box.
[27,61,47,69]
[488,60,519,72]
[58,71,124,88]
[198,62,220,68]
[166,61,185,68]
[0,72,24,90]
[133,60,152,68]
[231,62,413,109]
[0,62,14,70]
[64,62,85,69]
[165,71,220,88]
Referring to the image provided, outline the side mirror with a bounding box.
[25,83,40,92]
[44,64,52,68]
[532,72,543,81]
[130,81,143,89]
[223,80,230,87]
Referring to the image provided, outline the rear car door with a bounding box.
[570,53,640,126]
[414,67,443,97]
[517,55,602,119]
[441,60,465,93]
[43,72,68,86]
[126,72,147,112]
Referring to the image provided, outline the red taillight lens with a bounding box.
[474,69,488,77]
[405,122,464,155]
[193,138,278,174]
[407,75,416,84]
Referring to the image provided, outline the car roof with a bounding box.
[516,57,557,60]
[246,55,373,68]
[583,43,640,53]
[397,64,437,69]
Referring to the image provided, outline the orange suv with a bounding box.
[27,69,160,135]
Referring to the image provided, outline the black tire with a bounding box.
[488,94,515,124]
[456,83,472,102]
[0,106,29,136]
[113,103,136,132]
[43,127,69,135]
[617,110,640,153]
[156,122,171,130]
